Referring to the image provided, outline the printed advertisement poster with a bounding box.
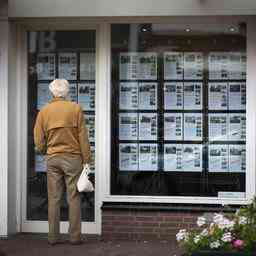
[164,113,183,140]
[37,83,52,109]
[164,82,183,110]
[35,153,46,173]
[119,53,138,80]
[139,82,157,110]
[119,143,138,171]
[85,114,95,143]
[229,52,245,80]
[241,53,247,80]
[229,114,246,141]
[138,52,157,80]
[208,145,229,172]
[139,144,158,171]
[139,113,158,140]
[119,82,138,110]
[184,82,202,109]
[208,52,229,80]
[164,144,183,171]
[58,52,77,80]
[119,113,138,140]
[78,83,95,111]
[184,113,203,141]
[184,52,203,80]
[182,144,202,172]
[208,82,228,110]
[90,145,95,172]
[229,82,246,110]
[208,114,228,141]
[229,145,246,172]
[36,53,56,80]
[80,52,95,80]
[68,83,77,102]
[164,52,183,80]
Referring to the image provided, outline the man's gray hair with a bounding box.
[49,79,69,98]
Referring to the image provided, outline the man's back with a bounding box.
[34,97,91,163]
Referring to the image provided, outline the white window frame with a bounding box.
[101,16,256,205]
[15,20,103,234]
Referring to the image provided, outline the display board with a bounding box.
[34,51,96,173]
[113,50,246,174]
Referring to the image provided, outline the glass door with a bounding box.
[24,30,98,233]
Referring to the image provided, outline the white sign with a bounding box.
[58,52,77,80]
[208,82,228,110]
[119,113,138,140]
[139,144,158,171]
[164,82,183,110]
[164,52,183,80]
[184,82,202,110]
[78,83,95,111]
[119,143,138,171]
[164,113,183,140]
[184,113,203,141]
[139,113,158,140]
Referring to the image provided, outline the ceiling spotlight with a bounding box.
[185,28,191,32]
[142,28,148,32]
[229,27,236,32]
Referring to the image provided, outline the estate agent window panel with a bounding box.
[27,31,96,221]
[111,23,246,198]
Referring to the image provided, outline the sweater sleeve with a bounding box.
[34,111,47,155]
[77,106,91,164]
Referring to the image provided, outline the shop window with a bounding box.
[27,31,96,221]
[111,23,246,198]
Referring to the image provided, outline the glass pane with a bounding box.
[27,31,96,221]
[111,23,246,198]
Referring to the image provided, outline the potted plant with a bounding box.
[176,197,256,256]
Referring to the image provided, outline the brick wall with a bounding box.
[102,209,203,241]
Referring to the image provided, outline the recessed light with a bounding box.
[185,28,191,32]
[229,27,236,32]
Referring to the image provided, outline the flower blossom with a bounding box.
[238,216,247,225]
[197,216,206,227]
[210,240,221,249]
[233,239,244,249]
[200,228,208,237]
[176,229,188,242]
[221,232,232,242]
[193,235,201,244]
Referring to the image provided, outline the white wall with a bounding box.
[0,1,9,237]
[8,0,256,17]
[7,22,18,235]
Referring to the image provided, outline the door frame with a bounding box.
[16,21,103,234]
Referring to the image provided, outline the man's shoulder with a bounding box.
[42,100,82,112]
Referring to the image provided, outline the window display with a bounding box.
[111,23,246,197]
[28,31,96,221]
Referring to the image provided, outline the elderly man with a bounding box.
[34,79,91,245]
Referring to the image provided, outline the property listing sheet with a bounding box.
[208,114,228,141]
[139,144,158,171]
[164,113,183,140]
[58,52,77,80]
[164,82,183,110]
[36,53,56,80]
[119,82,138,110]
[164,52,183,80]
[119,113,138,140]
[184,82,202,110]
[78,83,95,111]
[119,143,138,171]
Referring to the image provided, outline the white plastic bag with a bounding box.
[77,164,94,192]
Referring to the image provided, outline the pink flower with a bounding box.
[233,239,244,249]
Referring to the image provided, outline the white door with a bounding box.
[20,28,100,234]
